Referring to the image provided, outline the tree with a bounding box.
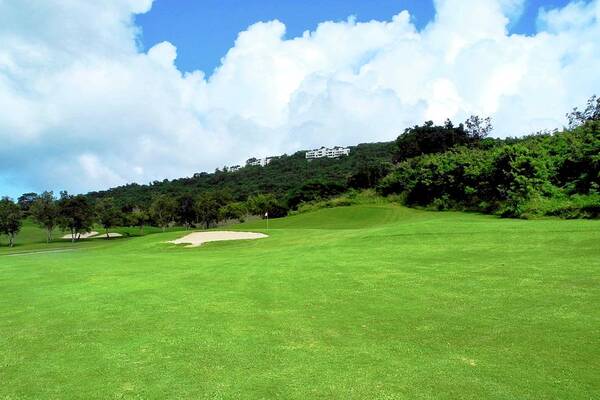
[286,181,346,209]
[150,194,177,232]
[246,194,288,218]
[567,95,600,129]
[0,197,23,247]
[218,202,247,222]
[195,192,219,229]
[464,115,493,141]
[17,192,38,216]
[30,191,59,243]
[95,198,122,239]
[489,145,545,218]
[58,193,95,242]
[348,159,392,190]
[395,119,479,162]
[176,194,196,229]
[129,207,149,234]
[213,189,234,208]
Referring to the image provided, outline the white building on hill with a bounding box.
[246,157,277,167]
[306,146,351,159]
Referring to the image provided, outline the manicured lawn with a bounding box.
[1,205,599,399]
[0,219,185,255]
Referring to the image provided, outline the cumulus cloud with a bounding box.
[0,0,599,195]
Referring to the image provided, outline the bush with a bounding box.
[378,126,599,219]
[285,181,346,210]
[292,190,390,215]
[246,194,289,218]
[395,119,483,162]
[523,194,600,219]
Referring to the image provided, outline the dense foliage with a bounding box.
[88,142,396,209]
[30,191,59,243]
[96,198,123,238]
[0,197,23,247]
[379,121,600,218]
[58,193,96,242]
[394,117,490,161]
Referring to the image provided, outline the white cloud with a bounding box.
[538,0,600,32]
[0,0,599,196]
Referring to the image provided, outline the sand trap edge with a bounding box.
[168,231,268,248]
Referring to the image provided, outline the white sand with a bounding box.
[61,231,99,240]
[92,233,123,239]
[169,231,268,248]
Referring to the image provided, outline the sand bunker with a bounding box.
[169,231,268,247]
[61,231,99,240]
[60,232,123,240]
[93,233,123,239]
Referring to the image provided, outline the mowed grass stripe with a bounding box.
[1,205,599,399]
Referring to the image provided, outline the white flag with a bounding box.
[264,212,269,218]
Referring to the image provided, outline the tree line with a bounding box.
[0,190,288,247]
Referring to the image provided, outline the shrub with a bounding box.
[378,125,599,219]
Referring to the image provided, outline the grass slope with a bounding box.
[1,205,599,399]
[0,219,186,255]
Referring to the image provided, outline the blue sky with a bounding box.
[136,0,572,74]
[1,0,598,199]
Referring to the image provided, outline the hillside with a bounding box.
[88,142,396,208]
[85,117,600,221]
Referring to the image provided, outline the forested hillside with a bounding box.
[88,142,396,209]
[379,121,600,218]
[86,96,600,220]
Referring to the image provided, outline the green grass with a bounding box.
[1,205,599,399]
[0,219,188,255]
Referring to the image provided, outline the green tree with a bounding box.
[58,193,95,242]
[96,198,122,239]
[567,94,600,129]
[176,194,197,229]
[246,194,288,218]
[285,181,346,210]
[129,207,149,234]
[218,202,247,222]
[348,159,392,189]
[30,191,59,243]
[395,119,480,162]
[0,197,23,247]
[150,194,177,232]
[17,192,38,216]
[464,115,493,141]
[195,192,219,229]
